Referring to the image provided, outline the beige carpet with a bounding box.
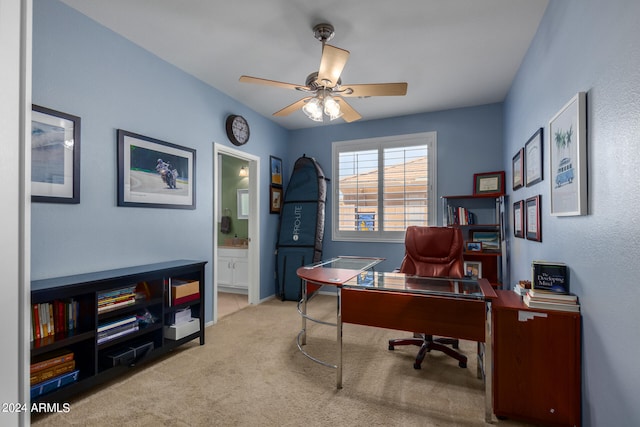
[32,295,531,426]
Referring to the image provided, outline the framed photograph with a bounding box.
[549,92,587,216]
[465,241,483,252]
[473,171,505,196]
[270,186,283,214]
[464,261,482,279]
[270,156,283,187]
[513,200,524,238]
[526,195,541,242]
[31,105,81,203]
[525,128,543,187]
[470,230,500,251]
[117,129,196,209]
[512,148,524,190]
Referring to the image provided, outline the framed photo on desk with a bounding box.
[464,261,482,278]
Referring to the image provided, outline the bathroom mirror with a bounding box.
[237,189,249,219]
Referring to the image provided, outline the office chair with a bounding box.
[388,226,468,369]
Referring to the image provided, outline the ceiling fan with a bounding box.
[239,23,408,123]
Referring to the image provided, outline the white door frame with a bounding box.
[213,144,260,321]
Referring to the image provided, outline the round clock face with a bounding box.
[226,115,250,146]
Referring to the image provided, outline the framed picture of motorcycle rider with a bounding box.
[117,129,196,209]
[31,105,81,203]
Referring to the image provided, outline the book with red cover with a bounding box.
[173,293,200,306]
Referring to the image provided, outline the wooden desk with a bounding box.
[296,257,497,423]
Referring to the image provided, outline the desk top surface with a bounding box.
[297,256,496,299]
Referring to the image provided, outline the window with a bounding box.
[332,132,437,242]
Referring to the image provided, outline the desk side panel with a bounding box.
[341,288,486,342]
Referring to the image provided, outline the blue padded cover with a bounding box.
[276,156,327,301]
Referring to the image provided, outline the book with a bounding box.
[31,349,74,374]
[97,315,138,333]
[97,324,139,344]
[173,293,200,306]
[523,293,580,312]
[528,289,578,303]
[31,359,76,385]
[531,261,569,293]
[30,370,79,399]
[97,298,136,313]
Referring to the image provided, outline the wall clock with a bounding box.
[225,114,250,146]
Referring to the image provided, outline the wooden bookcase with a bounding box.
[492,290,581,426]
[442,194,508,288]
[30,260,206,403]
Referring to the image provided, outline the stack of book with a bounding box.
[97,286,137,313]
[97,315,139,344]
[30,349,79,399]
[170,279,200,306]
[523,289,580,312]
[31,299,79,342]
[446,206,476,226]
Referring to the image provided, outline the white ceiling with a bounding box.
[59,0,548,130]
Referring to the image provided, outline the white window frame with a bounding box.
[331,132,437,243]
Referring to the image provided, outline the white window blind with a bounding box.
[332,132,437,242]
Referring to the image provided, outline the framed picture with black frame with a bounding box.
[117,129,196,209]
[31,105,81,203]
[526,195,541,241]
[270,156,283,187]
[512,148,524,191]
[513,200,524,238]
[525,128,543,187]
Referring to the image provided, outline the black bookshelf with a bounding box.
[30,260,206,403]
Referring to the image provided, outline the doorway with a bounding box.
[213,144,260,322]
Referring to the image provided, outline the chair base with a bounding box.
[388,334,467,369]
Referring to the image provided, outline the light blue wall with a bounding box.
[289,104,504,271]
[504,0,640,424]
[31,0,290,318]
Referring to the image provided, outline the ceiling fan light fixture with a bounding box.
[302,97,323,121]
[323,95,342,120]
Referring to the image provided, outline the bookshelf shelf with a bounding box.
[442,194,508,288]
[30,260,206,403]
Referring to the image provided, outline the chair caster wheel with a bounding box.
[453,343,459,349]
[459,361,467,368]
[413,363,422,370]
[388,345,395,350]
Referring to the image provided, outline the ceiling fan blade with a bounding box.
[340,83,408,97]
[239,75,306,91]
[335,97,362,123]
[273,97,312,117]
[317,44,350,88]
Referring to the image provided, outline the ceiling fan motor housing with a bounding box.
[312,23,335,43]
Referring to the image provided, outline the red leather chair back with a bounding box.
[399,226,464,278]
